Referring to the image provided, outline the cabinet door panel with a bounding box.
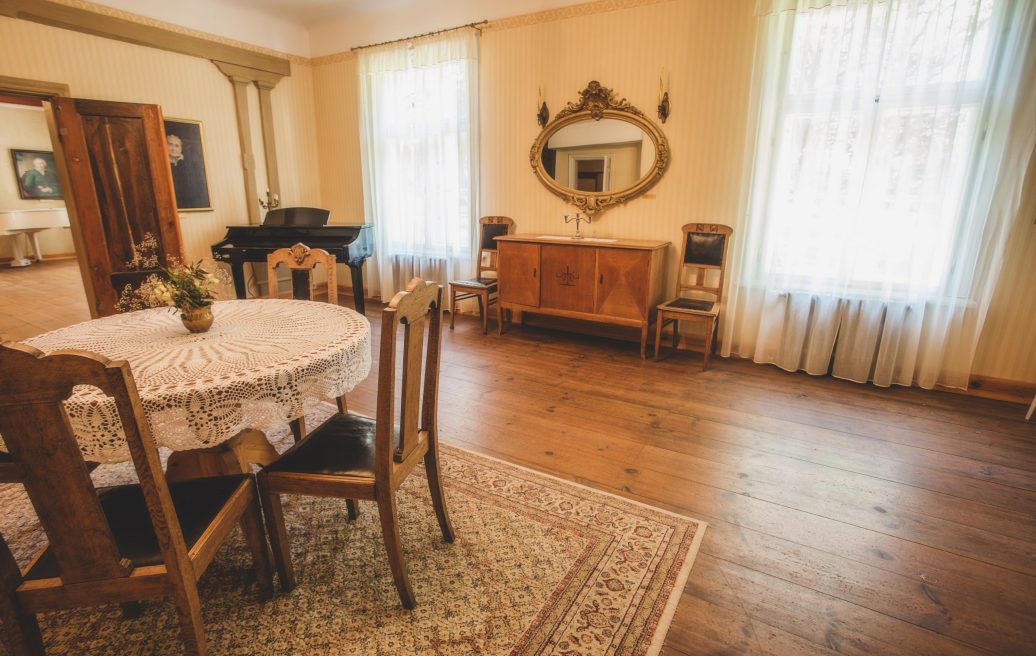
[540,245,596,313]
[596,248,650,320]
[498,241,540,307]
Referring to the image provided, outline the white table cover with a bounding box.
[2,299,371,463]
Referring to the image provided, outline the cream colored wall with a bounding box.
[480,0,756,286]
[0,16,320,270]
[0,104,74,258]
[312,55,365,225]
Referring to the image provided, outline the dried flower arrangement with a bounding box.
[115,233,226,315]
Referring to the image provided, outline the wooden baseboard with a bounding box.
[945,375,1036,406]
[0,252,77,265]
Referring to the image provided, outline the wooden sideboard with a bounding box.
[496,235,669,358]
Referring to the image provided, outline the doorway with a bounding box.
[0,83,90,340]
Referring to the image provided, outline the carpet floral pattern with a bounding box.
[0,405,705,656]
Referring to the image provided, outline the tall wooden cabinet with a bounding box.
[496,235,669,357]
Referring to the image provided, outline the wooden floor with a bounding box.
[358,311,1036,656]
[4,260,1036,655]
[0,259,90,341]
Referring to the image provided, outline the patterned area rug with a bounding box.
[0,404,705,656]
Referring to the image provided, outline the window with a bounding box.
[756,0,997,295]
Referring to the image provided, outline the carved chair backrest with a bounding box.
[0,343,191,584]
[476,217,514,281]
[676,223,733,305]
[374,279,443,476]
[267,242,338,305]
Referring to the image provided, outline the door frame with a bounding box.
[0,75,102,317]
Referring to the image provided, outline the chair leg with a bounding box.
[672,320,680,349]
[346,499,360,521]
[336,394,348,414]
[702,320,714,371]
[0,536,44,656]
[257,475,297,592]
[376,489,416,609]
[449,286,457,330]
[479,292,488,335]
[497,304,505,335]
[239,492,275,600]
[424,437,455,544]
[171,581,207,656]
[654,315,664,361]
[289,417,305,443]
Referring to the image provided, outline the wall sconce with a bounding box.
[537,86,549,127]
[657,73,671,124]
[259,189,280,211]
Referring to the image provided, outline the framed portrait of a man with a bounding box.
[163,117,212,212]
[11,149,62,200]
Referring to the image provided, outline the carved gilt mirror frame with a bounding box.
[530,81,670,216]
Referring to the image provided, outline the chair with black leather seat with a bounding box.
[448,216,514,334]
[0,343,280,656]
[258,278,454,609]
[654,223,733,370]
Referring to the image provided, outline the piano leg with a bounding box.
[348,263,366,316]
[231,261,248,299]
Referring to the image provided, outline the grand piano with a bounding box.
[0,208,70,267]
[211,207,373,315]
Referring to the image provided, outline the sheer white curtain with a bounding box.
[358,31,479,301]
[722,0,1036,389]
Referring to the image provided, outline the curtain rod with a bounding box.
[351,20,487,52]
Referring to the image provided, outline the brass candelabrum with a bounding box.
[564,212,591,239]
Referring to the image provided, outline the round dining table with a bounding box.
[0,299,371,467]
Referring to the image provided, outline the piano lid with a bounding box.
[262,207,330,227]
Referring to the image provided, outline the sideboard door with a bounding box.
[540,244,596,313]
[595,248,650,320]
[498,241,541,307]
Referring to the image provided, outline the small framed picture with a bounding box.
[10,149,62,200]
[163,117,212,212]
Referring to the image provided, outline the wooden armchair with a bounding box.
[258,278,454,608]
[267,242,338,305]
[448,216,513,334]
[653,223,733,370]
[0,343,277,656]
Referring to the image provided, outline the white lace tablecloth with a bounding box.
[1,299,371,464]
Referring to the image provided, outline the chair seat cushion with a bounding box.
[25,474,248,581]
[264,414,394,478]
[661,297,716,313]
[451,278,497,290]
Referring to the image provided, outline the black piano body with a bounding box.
[210,207,373,315]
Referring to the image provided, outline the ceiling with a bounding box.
[211,0,416,25]
[92,0,593,57]
[210,0,589,27]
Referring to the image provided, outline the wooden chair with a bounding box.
[267,242,338,306]
[448,216,514,334]
[267,242,350,446]
[653,223,733,370]
[258,278,454,609]
[0,343,279,656]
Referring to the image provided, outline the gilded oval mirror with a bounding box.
[531,81,670,216]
